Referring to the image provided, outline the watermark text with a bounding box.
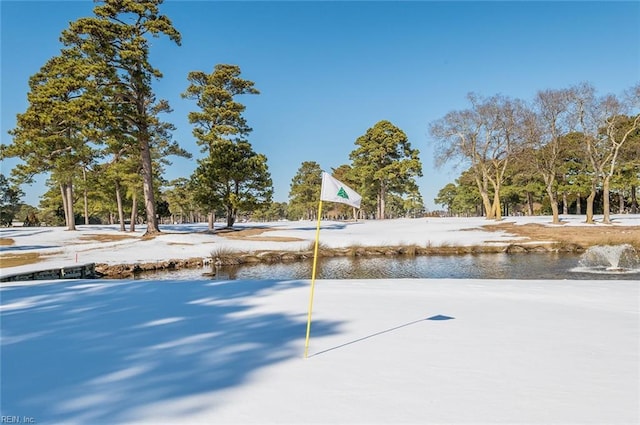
[1,416,36,424]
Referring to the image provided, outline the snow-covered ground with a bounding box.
[1,215,639,424]
[2,214,640,277]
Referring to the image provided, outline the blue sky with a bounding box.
[2,1,639,211]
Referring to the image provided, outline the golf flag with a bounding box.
[320,172,362,209]
[304,172,362,358]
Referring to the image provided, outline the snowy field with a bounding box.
[2,214,640,277]
[1,216,639,424]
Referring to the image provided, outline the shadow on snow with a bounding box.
[0,245,60,253]
[0,278,341,423]
[0,229,54,238]
[309,314,455,357]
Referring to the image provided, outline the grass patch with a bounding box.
[211,246,240,258]
[484,222,640,249]
[345,243,363,257]
[79,234,136,243]
[0,252,43,268]
[217,227,304,242]
[0,238,15,246]
[398,243,419,256]
[299,241,328,253]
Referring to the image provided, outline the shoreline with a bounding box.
[94,241,584,278]
[3,215,639,280]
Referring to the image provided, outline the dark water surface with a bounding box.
[134,252,640,281]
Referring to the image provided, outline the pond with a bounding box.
[134,252,640,281]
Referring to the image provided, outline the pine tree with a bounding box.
[182,64,270,229]
[191,141,272,227]
[61,0,182,235]
[0,174,24,226]
[4,49,106,230]
[289,161,322,220]
[350,120,422,219]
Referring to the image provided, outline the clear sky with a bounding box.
[2,1,639,211]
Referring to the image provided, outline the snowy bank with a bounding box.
[2,215,640,278]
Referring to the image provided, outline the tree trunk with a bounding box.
[378,183,387,219]
[619,190,625,214]
[140,135,159,235]
[82,167,89,225]
[115,180,125,232]
[631,185,638,214]
[602,176,611,224]
[526,192,534,216]
[83,188,89,225]
[130,192,137,232]
[208,211,215,232]
[585,184,596,224]
[480,191,493,219]
[226,206,236,227]
[65,181,76,231]
[60,183,69,228]
[542,173,559,223]
[546,186,560,224]
[576,194,582,215]
[492,189,502,220]
[562,192,568,215]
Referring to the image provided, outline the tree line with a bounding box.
[0,0,423,229]
[1,1,638,228]
[431,84,639,223]
[287,120,423,221]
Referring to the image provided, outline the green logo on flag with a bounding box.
[337,187,349,200]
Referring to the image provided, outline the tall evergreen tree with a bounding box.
[0,174,24,226]
[331,164,362,219]
[182,64,267,229]
[351,120,422,219]
[182,64,259,150]
[191,140,272,227]
[289,161,322,220]
[435,183,458,215]
[3,50,106,230]
[61,0,182,235]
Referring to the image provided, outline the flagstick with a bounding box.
[304,199,323,358]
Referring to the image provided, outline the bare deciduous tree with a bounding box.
[573,82,640,224]
[525,88,575,224]
[430,93,525,220]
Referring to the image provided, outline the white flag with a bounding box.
[320,172,362,209]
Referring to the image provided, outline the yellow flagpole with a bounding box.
[304,198,323,358]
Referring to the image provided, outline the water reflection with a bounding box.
[134,252,640,281]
